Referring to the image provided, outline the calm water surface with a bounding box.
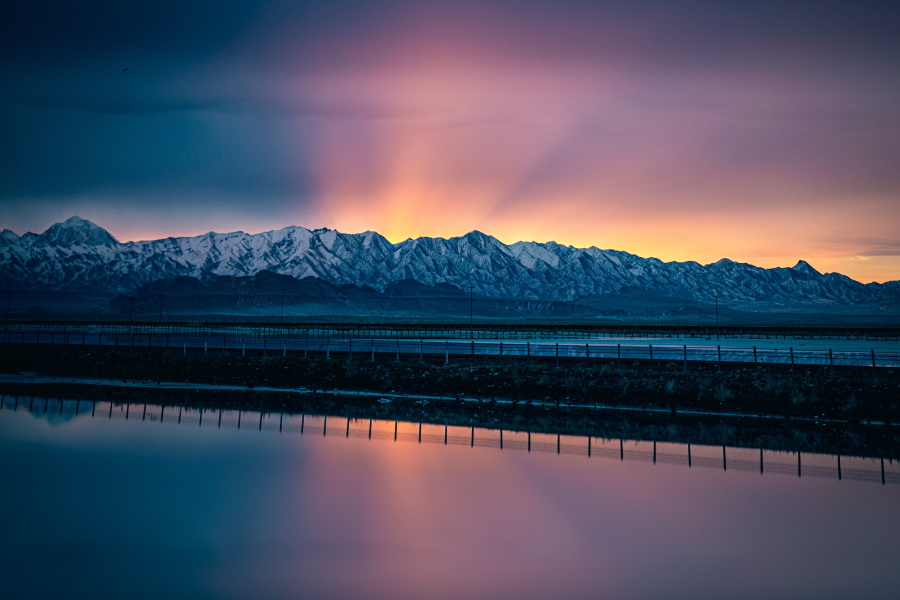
[1,400,898,600]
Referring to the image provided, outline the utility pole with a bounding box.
[468,285,475,339]
[714,295,720,340]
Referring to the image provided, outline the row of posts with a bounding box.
[1,330,888,370]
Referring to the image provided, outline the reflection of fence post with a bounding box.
[445,340,449,364]
[790,347,794,368]
[683,345,688,371]
[585,343,589,366]
[753,346,758,370]
[717,345,722,371]
[617,344,621,370]
[555,343,559,368]
[872,349,876,371]
[649,344,653,368]
[829,348,833,374]
[527,342,530,358]
[371,339,376,362]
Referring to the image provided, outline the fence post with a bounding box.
[871,349,876,370]
[753,346,758,369]
[326,337,330,360]
[349,338,353,360]
[617,344,621,369]
[717,345,721,371]
[585,343,589,366]
[396,339,401,362]
[555,343,559,367]
[649,344,653,368]
[445,340,449,364]
[419,339,423,362]
[527,342,531,358]
[371,339,376,362]
[829,348,833,374]
[683,345,688,371]
[790,347,794,368]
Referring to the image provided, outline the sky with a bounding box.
[2,0,899,283]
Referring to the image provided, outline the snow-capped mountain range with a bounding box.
[1,216,898,309]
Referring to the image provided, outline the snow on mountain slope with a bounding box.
[1,217,897,308]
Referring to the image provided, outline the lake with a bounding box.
[1,395,898,600]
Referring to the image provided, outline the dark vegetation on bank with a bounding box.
[3,342,898,421]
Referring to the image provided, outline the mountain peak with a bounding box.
[39,216,118,246]
[792,260,821,276]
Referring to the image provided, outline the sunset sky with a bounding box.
[2,0,899,283]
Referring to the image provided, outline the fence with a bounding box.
[1,394,896,485]
[2,328,899,368]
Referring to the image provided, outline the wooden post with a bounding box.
[588,437,591,457]
[346,418,351,437]
[394,420,398,441]
[617,344,621,369]
[555,343,559,368]
[722,445,727,471]
[445,340,449,364]
[790,347,795,367]
[259,412,264,431]
[683,345,688,371]
[419,339,423,362]
[760,448,764,474]
[753,346,758,369]
[444,424,448,444]
[237,411,242,429]
[688,443,692,467]
[797,452,801,478]
[527,342,530,358]
[396,339,401,362]
[557,434,561,454]
[499,429,503,449]
[279,413,283,433]
[649,344,653,368]
[829,348,833,374]
[301,414,305,434]
[528,431,531,452]
[418,422,422,443]
[837,454,841,480]
[371,339,376,362]
[653,441,656,464]
[619,438,623,460]
[872,349,876,370]
[717,345,722,371]
[471,426,475,447]
[585,343,589,366]
[323,416,327,436]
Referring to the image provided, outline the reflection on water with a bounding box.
[2,394,896,486]
[1,394,899,600]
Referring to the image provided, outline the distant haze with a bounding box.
[2,1,899,283]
